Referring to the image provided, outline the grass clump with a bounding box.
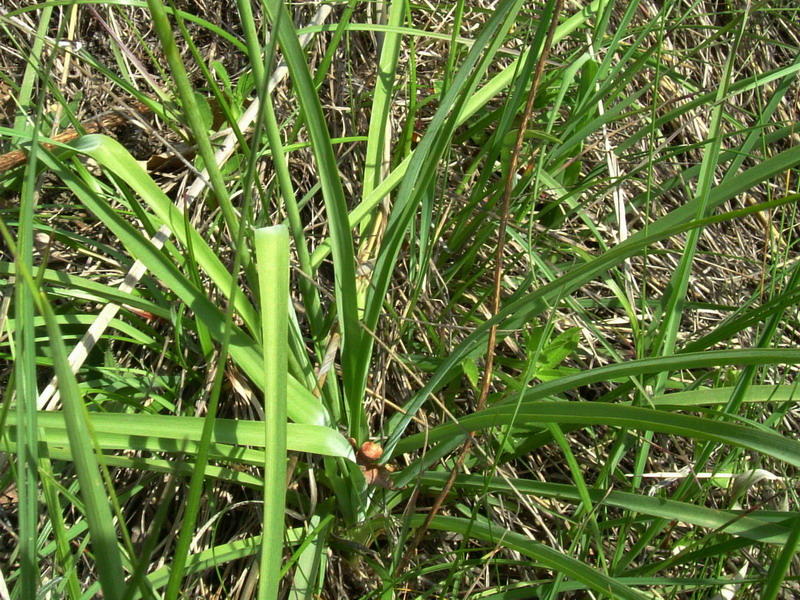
[0,0,799,598]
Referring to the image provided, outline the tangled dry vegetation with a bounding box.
[1,0,799,598]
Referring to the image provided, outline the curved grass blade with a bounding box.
[394,399,800,470]
[416,472,795,546]
[383,195,800,455]
[36,146,328,426]
[390,514,648,599]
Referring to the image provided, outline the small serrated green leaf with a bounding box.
[540,327,581,369]
[210,60,232,97]
[192,91,214,133]
[461,357,480,388]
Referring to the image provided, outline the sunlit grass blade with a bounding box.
[394,399,800,469]
[255,225,290,600]
[5,411,355,460]
[388,514,648,599]
[145,0,240,243]
[18,279,126,598]
[361,0,403,199]
[260,0,362,438]
[35,145,328,425]
[383,195,800,454]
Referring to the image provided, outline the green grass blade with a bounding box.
[14,109,40,600]
[261,0,362,437]
[383,195,799,454]
[361,0,404,199]
[760,515,800,599]
[37,290,125,598]
[255,225,290,600]
[145,0,240,243]
[416,473,794,546]
[5,412,355,460]
[398,514,647,599]
[394,399,800,469]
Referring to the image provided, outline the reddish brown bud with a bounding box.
[359,441,383,462]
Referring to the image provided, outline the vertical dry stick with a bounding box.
[395,0,565,574]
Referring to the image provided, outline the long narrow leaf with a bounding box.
[394,399,800,469]
[255,225,290,600]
